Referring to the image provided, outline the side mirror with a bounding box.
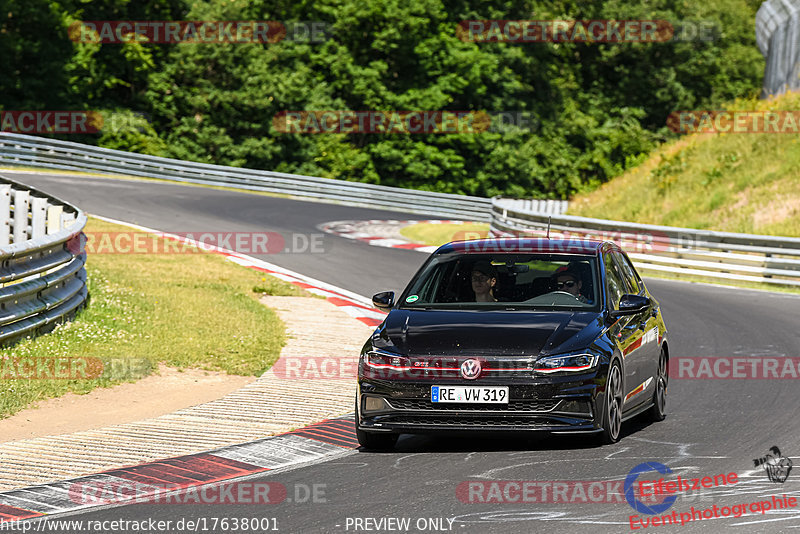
[372,291,395,312]
[609,294,650,318]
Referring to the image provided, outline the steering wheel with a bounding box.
[549,290,580,299]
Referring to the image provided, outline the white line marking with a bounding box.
[90,214,375,307]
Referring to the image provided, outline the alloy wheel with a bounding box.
[656,351,667,413]
[607,363,623,441]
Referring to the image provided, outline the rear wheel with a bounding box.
[599,361,623,444]
[649,348,668,422]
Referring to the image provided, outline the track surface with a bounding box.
[7,171,800,533]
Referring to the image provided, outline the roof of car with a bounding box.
[435,238,609,256]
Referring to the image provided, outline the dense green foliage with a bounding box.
[2,0,764,198]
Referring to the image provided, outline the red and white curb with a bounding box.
[0,416,358,522]
[0,216,381,522]
[92,215,388,327]
[319,219,477,254]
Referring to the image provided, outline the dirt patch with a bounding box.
[752,184,800,228]
[0,364,255,443]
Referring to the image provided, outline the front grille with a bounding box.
[386,398,558,412]
[388,415,546,427]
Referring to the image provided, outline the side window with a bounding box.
[604,252,626,310]
[614,251,642,295]
[419,265,441,301]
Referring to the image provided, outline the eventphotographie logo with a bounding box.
[754,446,792,483]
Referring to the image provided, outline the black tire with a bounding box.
[599,360,624,444]
[356,428,398,451]
[649,348,668,422]
[355,397,398,451]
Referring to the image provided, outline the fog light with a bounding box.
[363,396,387,412]
[559,400,592,415]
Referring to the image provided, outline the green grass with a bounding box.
[0,217,309,418]
[399,222,490,246]
[569,91,800,237]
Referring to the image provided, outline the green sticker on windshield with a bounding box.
[406,295,419,303]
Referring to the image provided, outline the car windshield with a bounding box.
[400,253,600,310]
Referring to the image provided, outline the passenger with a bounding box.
[471,261,497,302]
[552,266,587,303]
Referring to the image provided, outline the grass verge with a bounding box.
[399,222,489,246]
[0,217,308,418]
[568,92,800,236]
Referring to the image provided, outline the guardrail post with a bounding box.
[47,205,63,234]
[13,190,29,244]
[61,212,76,229]
[0,185,9,246]
[31,197,47,239]
[764,251,773,279]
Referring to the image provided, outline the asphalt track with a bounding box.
[7,171,800,533]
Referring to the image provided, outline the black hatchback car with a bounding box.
[356,238,669,449]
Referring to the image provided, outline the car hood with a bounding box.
[375,309,603,358]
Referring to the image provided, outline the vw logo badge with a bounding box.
[460,359,481,380]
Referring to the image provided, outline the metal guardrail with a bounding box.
[0,133,507,221]
[1,133,795,288]
[491,197,800,287]
[0,175,88,344]
[487,198,568,216]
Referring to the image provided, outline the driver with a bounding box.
[552,266,587,303]
[471,261,498,302]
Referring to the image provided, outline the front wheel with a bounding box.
[649,348,668,422]
[355,398,398,451]
[599,361,623,444]
[356,428,398,451]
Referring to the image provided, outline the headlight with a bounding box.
[533,353,599,374]
[363,349,411,370]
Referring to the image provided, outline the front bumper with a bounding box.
[357,376,602,434]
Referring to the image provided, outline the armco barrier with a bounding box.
[491,197,800,287]
[0,175,88,344]
[5,132,796,287]
[0,133,508,221]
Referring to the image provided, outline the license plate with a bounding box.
[431,386,509,404]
